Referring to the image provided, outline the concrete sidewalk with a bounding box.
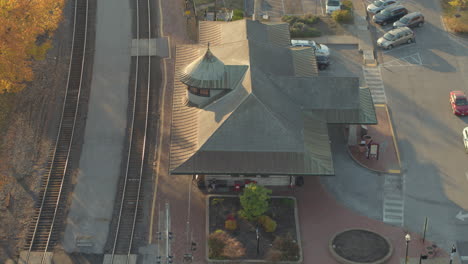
[63,0,132,254]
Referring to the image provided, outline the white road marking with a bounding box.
[383,174,405,226]
[382,43,417,54]
[363,66,387,104]
[381,52,422,67]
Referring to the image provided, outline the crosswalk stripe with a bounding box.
[382,173,405,226]
[363,66,387,104]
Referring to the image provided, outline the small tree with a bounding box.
[238,183,271,221]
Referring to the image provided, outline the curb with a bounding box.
[379,104,402,170]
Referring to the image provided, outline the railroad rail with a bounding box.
[108,0,152,262]
[23,0,89,263]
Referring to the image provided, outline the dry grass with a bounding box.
[441,0,468,33]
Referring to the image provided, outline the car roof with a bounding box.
[382,4,405,12]
[404,12,423,18]
[452,91,466,97]
[388,26,412,34]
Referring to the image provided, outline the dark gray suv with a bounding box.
[393,12,424,28]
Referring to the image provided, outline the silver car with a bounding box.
[367,0,397,14]
[377,27,415,49]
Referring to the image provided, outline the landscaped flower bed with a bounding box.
[207,192,301,262]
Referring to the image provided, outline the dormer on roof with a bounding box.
[180,44,248,108]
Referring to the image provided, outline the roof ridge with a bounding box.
[250,93,304,148]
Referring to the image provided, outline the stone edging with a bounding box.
[205,195,303,264]
[328,228,393,264]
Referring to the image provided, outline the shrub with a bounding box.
[239,184,271,221]
[290,26,321,38]
[444,16,468,33]
[225,219,237,231]
[258,215,277,232]
[271,234,300,261]
[208,230,226,259]
[332,9,353,24]
[282,15,298,24]
[299,13,319,25]
[208,230,245,259]
[266,249,283,262]
[341,0,353,11]
[282,14,318,25]
[232,9,244,21]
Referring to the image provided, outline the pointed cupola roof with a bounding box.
[180,44,230,89]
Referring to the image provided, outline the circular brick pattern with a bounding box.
[329,229,393,264]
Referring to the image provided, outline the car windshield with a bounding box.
[456,98,468,106]
[373,0,383,7]
[381,9,391,16]
[383,33,395,41]
[328,0,340,6]
[400,17,410,23]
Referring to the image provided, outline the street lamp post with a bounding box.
[405,234,411,264]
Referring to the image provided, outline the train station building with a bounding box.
[169,19,377,188]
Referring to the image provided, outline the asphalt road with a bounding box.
[372,0,468,252]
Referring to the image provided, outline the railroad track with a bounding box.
[108,0,152,262]
[23,0,89,262]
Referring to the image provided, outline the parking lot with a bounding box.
[365,0,427,67]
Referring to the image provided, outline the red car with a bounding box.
[450,91,468,116]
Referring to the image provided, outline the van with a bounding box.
[291,40,330,56]
[326,0,341,15]
[377,27,415,49]
[393,12,424,28]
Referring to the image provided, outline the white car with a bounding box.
[291,40,330,56]
[367,0,397,14]
[326,0,341,15]
[463,127,468,153]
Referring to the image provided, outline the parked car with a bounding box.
[463,127,468,153]
[393,12,425,28]
[377,27,414,49]
[450,91,468,116]
[373,5,408,26]
[326,0,341,14]
[367,0,397,14]
[291,40,330,56]
[316,55,330,70]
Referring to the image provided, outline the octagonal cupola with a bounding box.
[181,44,231,107]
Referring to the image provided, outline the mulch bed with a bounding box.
[332,229,391,263]
[208,196,299,261]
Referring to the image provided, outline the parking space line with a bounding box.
[381,52,422,67]
[382,43,417,53]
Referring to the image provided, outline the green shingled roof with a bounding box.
[169,20,377,176]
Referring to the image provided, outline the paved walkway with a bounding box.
[348,104,400,174]
[62,0,132,254]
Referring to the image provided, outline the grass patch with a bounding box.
[441,0,468,33]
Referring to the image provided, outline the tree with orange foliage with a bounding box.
[0,0,64,93]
